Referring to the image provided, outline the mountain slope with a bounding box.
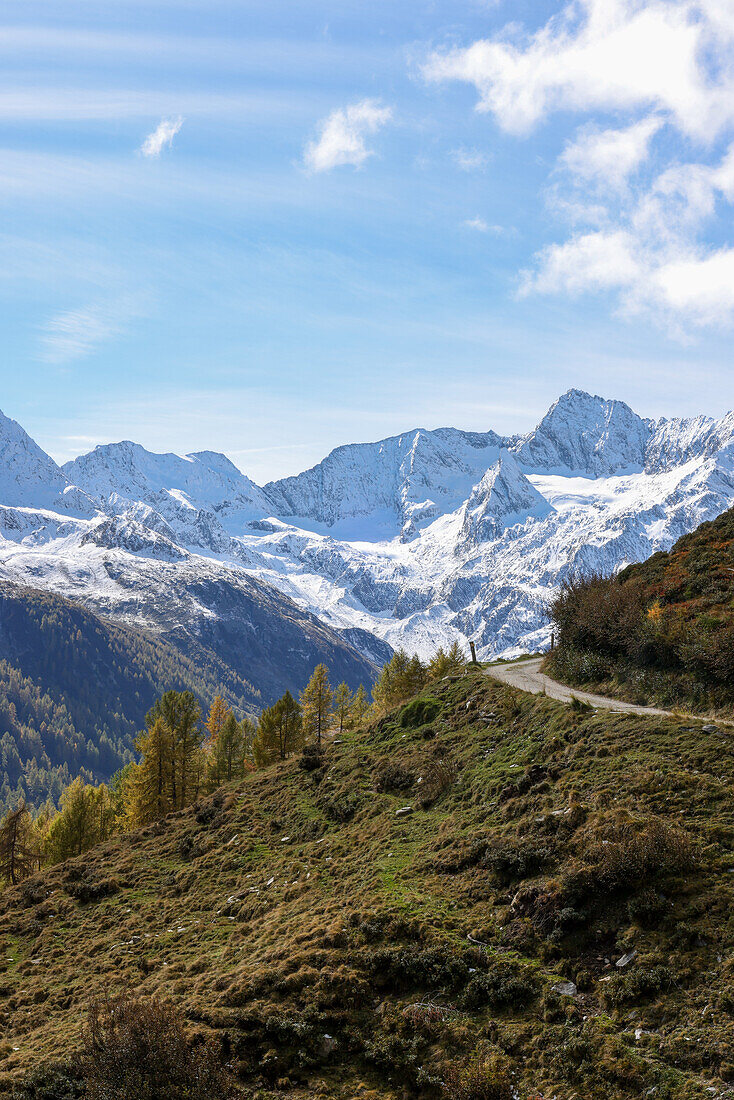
[0,582,264,812]
[2,670,732,1099]
[547,506,734,713]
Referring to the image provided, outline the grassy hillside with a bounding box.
[2,669,734,1098]
[0,583,262,812]
[546,506,734,714]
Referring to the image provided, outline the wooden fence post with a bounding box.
[469,641,477,664]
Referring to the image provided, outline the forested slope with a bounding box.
[0,583,260,812]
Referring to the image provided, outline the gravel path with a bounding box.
[484,656,673,717]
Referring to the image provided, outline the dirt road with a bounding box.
[485,656,672,717]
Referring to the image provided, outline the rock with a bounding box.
[395,806,413,817]
[320,1034,337,1057]
[616,950,638,968]
[552,980,577,997]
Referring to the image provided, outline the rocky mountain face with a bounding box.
[1,389,733,671]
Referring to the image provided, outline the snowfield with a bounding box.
[0,388,733,662]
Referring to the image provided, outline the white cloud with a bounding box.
[523,142,734,328]
[425,0,734,331]
[304,99,392,173]
[40,300,140,363]
[140,116,183,157]
[423,0,734,141]
[453,146,489,171]
[464,216,508,234]
[560,116,662,191]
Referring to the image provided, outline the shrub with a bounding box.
[583,814,696,894]
[83,992,236,1100]
[460,964,537,1012]
[419,755,458,808]
[482,840,554,885]
[374,759,415,793]
[399,697,441,729]
[443,1053,516,1100]
[12,1063,85,1100]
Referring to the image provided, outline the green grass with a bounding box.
[2,670,734,1099]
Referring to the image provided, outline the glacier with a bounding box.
[0,388,732,664]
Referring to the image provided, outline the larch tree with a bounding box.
[45,779,114,863]
[146,690,203,811]
[0,802,39,885]
[350,683,371,728]
[254,692,303,766]
[127,718,172,827]
[333,682,352,735]
[300,664,333,747]
[205,695,231,749]
[209,714,255,787]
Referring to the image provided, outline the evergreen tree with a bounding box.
[127,718,172,827]
[350,683,371,728]
[0,801,39,885]
[208,715,255,787]
[45,779,114,863]
[372,649,428,713]
[205,695,231,749]
[300,664,333,747]
[254,693,303,766]
[333,682,352,735]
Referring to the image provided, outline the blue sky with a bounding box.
[3,0,734,482]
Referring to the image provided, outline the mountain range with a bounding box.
[0,387,733,672]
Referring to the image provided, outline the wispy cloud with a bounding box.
[452,147,489,172]
[40,299,141,364]
[304,99,392,173]
[464,216,508,234]
[559,117,662,193]
[140,116,183,157]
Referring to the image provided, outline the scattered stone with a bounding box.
[616,950,638,968]
[395,806,413,817]
[552,980,577,997]
[703,724,720,734]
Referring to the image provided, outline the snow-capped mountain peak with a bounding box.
[1,389,733,665]
[64,440,272,520]
[515,388,652,477]
[0,408,95,514]
[458,452,554,547]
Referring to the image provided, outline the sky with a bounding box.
[3,0,734,483]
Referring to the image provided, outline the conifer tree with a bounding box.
[146,691,203,811]
[0,801,39,885]
[254,692,303,766]
[372,650,428,713]
[333,682,352,735]
[127,718,172,826]
[300,664,333,747]
[208,714,255,787]
[45,779,115,862]
[205,695,231,749]
[350,683,371,728]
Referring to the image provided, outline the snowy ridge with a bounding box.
[1,389,734,663]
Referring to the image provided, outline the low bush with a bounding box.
[443,1053,516,1100]
[83,992,236,1100]
[399,697,442,729]
[460,964,537,1012]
